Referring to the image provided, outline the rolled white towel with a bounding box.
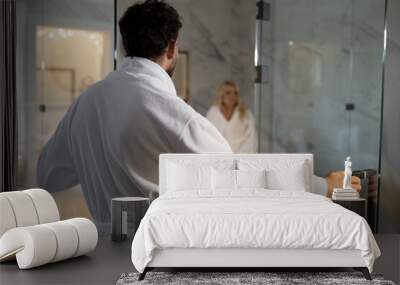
[0,218,98,269]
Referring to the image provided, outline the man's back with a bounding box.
[37,57,232,224]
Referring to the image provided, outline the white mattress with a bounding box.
[131,190,380,273]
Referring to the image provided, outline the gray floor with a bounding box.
[374,235,400,284]
[0,235,133,285]
[0,234,399,285]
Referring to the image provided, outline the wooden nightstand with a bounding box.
[332,198,367,218]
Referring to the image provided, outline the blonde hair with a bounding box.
[215,80,247,119]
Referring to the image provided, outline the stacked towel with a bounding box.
[332,188,360,200]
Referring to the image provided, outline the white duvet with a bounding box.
[131,190,380,273]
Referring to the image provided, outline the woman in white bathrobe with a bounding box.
[206,81,258,153]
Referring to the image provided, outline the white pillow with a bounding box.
[212,169,236,190]
[267,164,307,191]
[167,163,212,191]
[212,169,268,190]
[237,159,309,191]
[236,169,268,189]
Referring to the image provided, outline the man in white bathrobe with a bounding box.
[37,0,359,224]
[37,1,231,224]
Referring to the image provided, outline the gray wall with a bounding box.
[378,0,400,233]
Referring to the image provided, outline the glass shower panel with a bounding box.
[16,0,115,189]
[16,0,41,188]
[257,0,384,177]
[347,0,385,173]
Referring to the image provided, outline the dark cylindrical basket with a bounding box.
[111,197,150,242]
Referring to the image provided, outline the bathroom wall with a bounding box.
[16,0,114,219]
[257,0,399,233]
[17,0,114,188]
[117,0,256,115]
[378,0,400,233]
[258,0,385,176]
[16,0,399,232]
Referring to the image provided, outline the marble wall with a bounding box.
[257,0,399,232]
[258,0,385,177]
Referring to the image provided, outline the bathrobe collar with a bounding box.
[217,106,240,124]
[119,56,177,96]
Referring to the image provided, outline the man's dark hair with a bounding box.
[119,0,182,59]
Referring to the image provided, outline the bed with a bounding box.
[131,154,380,280]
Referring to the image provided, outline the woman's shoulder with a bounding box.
[246,108,255,119]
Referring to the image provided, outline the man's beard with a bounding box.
[166,58,177,77]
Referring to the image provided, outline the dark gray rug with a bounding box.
[116,271,396,285]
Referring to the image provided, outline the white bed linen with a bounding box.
[131,190,380,273]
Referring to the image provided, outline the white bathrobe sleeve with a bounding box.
[178,113,233,153]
